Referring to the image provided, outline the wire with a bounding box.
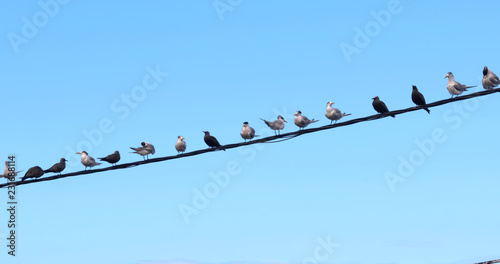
[2,88,499,188]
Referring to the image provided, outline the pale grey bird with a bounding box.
[22,166,44,181]
[175,136,187,155]
[99,151,121,166]
[294,111,318,130]
[482,66,500,90]
[3,161,22,180]
[76,151,101,170]
[44,158,67,175]
[325,102,351,124]
[130,142,155,160]
[372,96,395,117]
[261,115,287,135]
[240,122,258,142]
[445,72,476,98]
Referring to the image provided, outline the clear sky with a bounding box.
[1,1,499,264]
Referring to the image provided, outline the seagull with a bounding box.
[175,136,187,155]
[44,158,67,175]
[325,102,351,124]
[22,166,44,181]
[98,151,121,166]
[445,72,476,98]
[411,85,430,114]
[482,66,500,90]
[76,151,101,170]
[130,142,155,160]
[2,161,22,180]
[240,122,258,142]
[203,131,225,151]
[261,115,287,135]
[294,111,318,130]
[372,96,395,118]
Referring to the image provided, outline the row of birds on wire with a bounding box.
[4,66,500,183]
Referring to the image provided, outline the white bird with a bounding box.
[130,142,155,160]
[76,151,101,170]
[175,136,187,155]
[482,66,500,90]
[294,111,318,130]
[3,161,22,180]
[325,102,351,124]
[445,72,476,98]
[240,122,258,142]
[261,115,287,135]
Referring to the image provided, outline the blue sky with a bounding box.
[1,1,499,264]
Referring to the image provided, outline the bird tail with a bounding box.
[342,113,352,117]
[391,114,395,118]
[465,85,477,90]
[424,108,430,114]
[260,118,271,126]
[311,119,319,123]
[43,169,51,173]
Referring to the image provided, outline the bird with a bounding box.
[175,136,187,154]
[411,85,430,114]
[76,151,101,170]
[240,122,258,142]
[261,115,287,135]
[2,161,22,180]
[203,131,225,151]
[22,166,44,181]
[445,72,476,98]
[482,66,500,90]
[44,158,67,175]
[98,151,121,166]
[325,102,351,124]
[130,142,155,160]
[372,96,395,117]
[294,111,319,130]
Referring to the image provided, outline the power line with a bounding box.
[2,88,499,188]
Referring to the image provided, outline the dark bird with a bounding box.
[44,158,67,175]
[482,66,500,90]
[22,166,44,181]
[99,151,121,166]
[372,96,395,118]
[411,85,430,114]
[203,131,225,151]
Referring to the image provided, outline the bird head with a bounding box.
[178,136,185,140]
[278,115,287,123]
[243,122,249,127]
[412,85,417,90]
[372,96,379,100]
[114,150,120,154]
[76,151,88,155]
[140,142,146,147]
[327,102,334,106]
[445,72,453,79]
[60,158,68,162]
[483,66,489,76]
[203,131,210,135]
[294,111,302,116]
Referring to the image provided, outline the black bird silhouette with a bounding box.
[44,158,67,175]
[411,85,430,114]
[22,166,44,181]
[203,131,225,151]
[372,96,395,118]
[99,151,121,166]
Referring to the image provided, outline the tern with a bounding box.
[22,166,44,181]
[372,96,395,117]
[130,142,155,160]
[3,161,22,181]
[98,151,121,166]
[261,115,287,135]
[240,122,258,142]
[294,111,318,130]
[175,136,187,155]
[482,66,500,90]
[203,131,225,151]
[76,151,101,170]
[44,158,68,175]
[325,102,351,124]
[411,85,430,114]
[445,72,476,98]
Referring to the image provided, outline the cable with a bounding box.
[2,88,499,188]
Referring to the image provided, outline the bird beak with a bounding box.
[283,119,288,123]
[76,152,81,154]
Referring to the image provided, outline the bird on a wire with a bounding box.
[445,72,476,98]
[261,115,287,135]
[44,158,67,175]
[2,161,22,180]
[411,85,430,114]
[175,136,187,155]
[325,102,351,124]
[372,96,395,118]
[76,151,101,170]
[98,151,121,166]
[203,131,225,151]
[482,66,500,90]
[22,166,44,181]
[294,111,318,130]
[240,122,258,142]
[130,142,155,160]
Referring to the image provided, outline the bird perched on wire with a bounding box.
[325,102,351,124]
[130,142,155,160]
[411,85,430,114]
[294,111,318,130]
[482,66,500,90]
[76,151,101,170]
[44,158,67,175]
[445,72,476,98]
[203,131,225,151]
[98,151,121,166]
[22,166,44,181]
[240,122,258,142]
[372,96,395,118]
[2,161,22,181]
[175,136,187,155]
[261,115,287,135]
